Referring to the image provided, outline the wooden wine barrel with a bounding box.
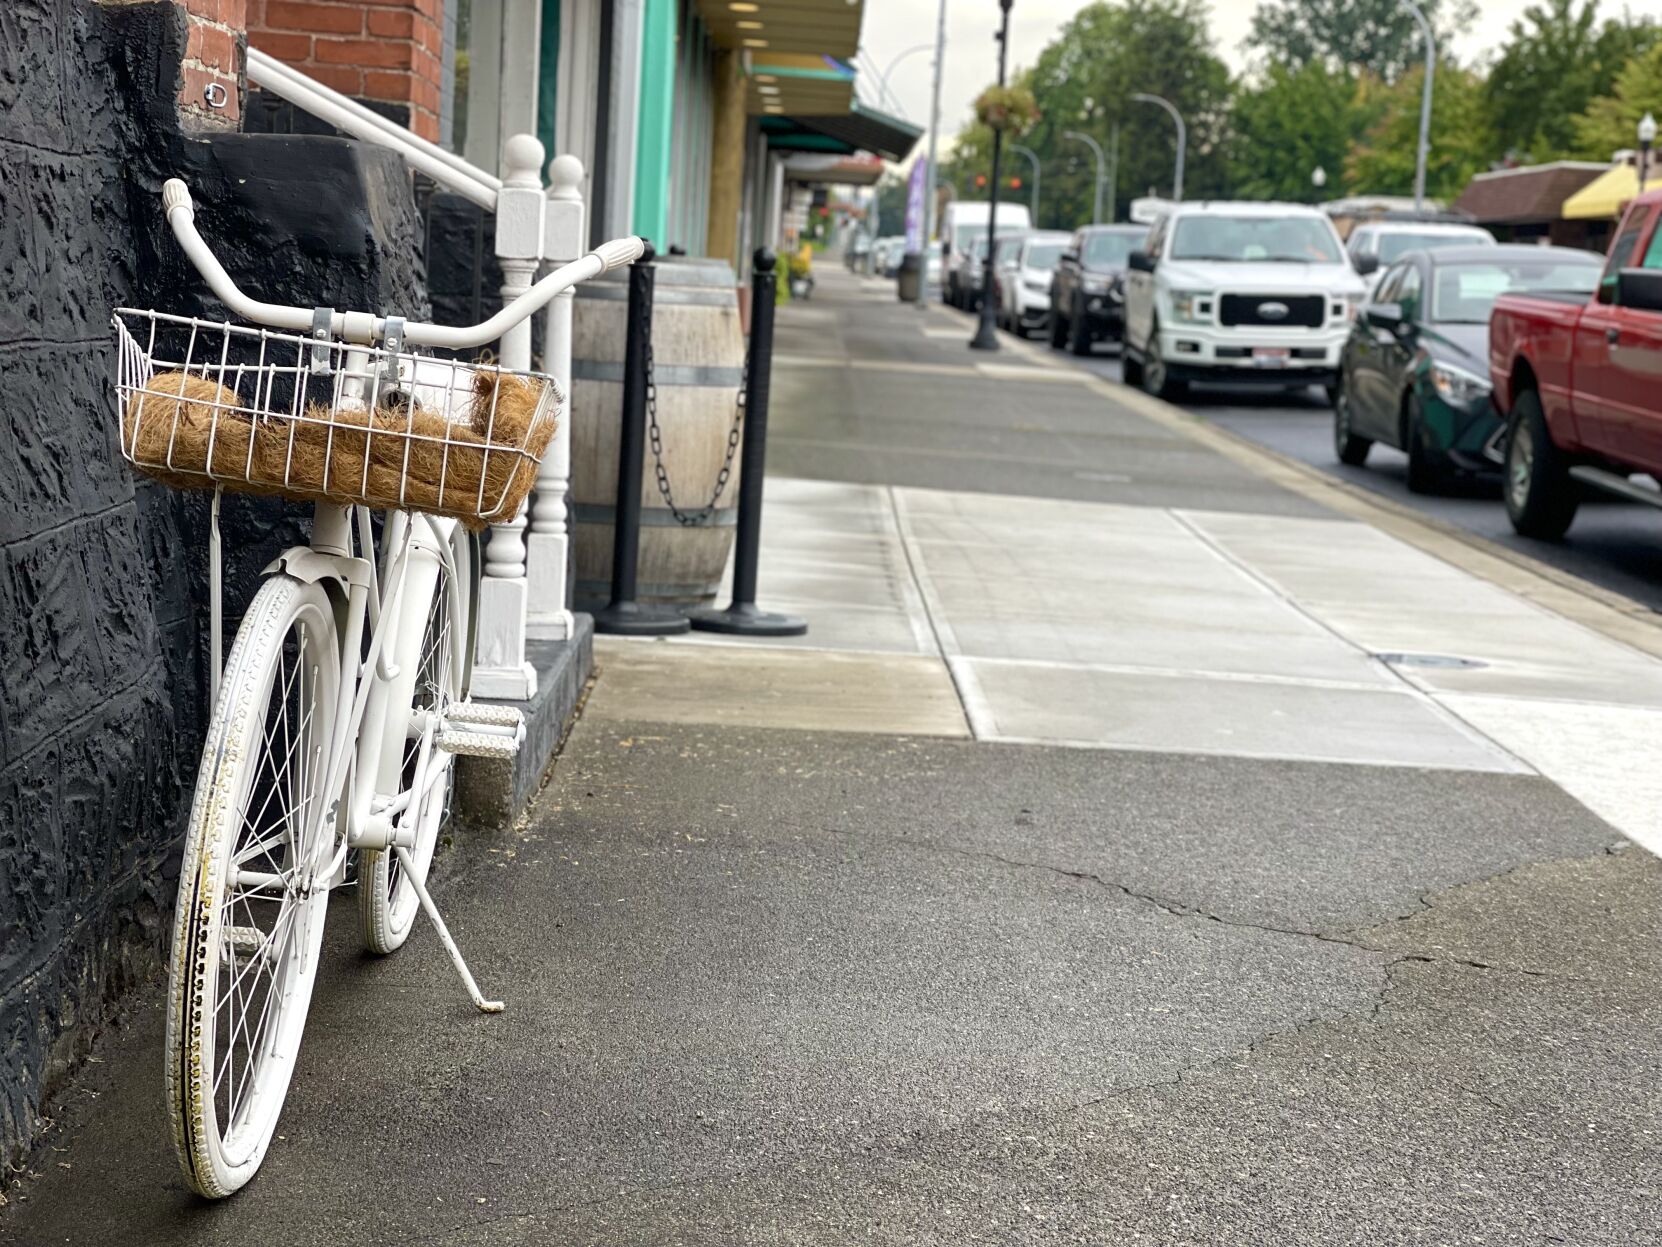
[569,257,745,606]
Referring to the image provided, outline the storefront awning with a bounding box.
[1563,164,1642,220]
[694,0,864,58]
[761,101,922,164]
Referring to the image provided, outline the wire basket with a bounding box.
[112,309,562,529]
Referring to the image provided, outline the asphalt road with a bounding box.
[978,311,1662,614]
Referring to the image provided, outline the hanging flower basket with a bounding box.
[975,85,1040,135]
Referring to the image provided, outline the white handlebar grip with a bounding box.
[162,179,194,219]
[593,236,646,272]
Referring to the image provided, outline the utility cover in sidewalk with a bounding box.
[1374,652,1489,670]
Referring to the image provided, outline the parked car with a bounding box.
[1048,224,1145,354]
[874,235,907,277]
[1347,220,1497,294]
[996,230,1070,337]
[941,200,1033,308]
[1491,189,1662,538]
[1333,244,1602,492]
[1122,201,1366,401]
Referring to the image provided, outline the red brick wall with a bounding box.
[246,0,445,141]
[110,0,246,126]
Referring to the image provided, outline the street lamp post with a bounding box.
[1640,112,1657,194]
[1131,92,1185,202]
[1400,0,1434,213]
[1011,143,1041,223]
[1312,165,1328,203]
[1062,129,1105,224]
[918,0,947,307]
[970,0,1014,352]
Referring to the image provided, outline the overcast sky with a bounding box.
[859,0,1550,159]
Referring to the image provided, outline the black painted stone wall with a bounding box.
[0,0,429,1169]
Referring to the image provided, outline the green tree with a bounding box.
[1346,60,1493,200]
[1247,0,1478,82]
[949,0,1233,229]
[1485,0,1660,161]
[1228,62,1372,200]
[1573,40,1662,159]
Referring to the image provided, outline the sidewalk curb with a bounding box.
[929,304,1662,664]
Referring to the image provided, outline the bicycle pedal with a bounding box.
[444,701,524,731]
[436,727,522,760]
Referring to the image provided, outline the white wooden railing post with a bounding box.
[471,133,547,700]
[527,154,585,640]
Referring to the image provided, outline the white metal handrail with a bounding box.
[247,48,501,210]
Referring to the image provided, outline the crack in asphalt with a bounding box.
[821,824,1571,982]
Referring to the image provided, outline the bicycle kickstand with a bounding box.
[393,847,505,1013]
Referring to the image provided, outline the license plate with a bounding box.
[1253,348,1290,368]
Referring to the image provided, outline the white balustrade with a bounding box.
[470,133,547,700]
[527,154,585,640]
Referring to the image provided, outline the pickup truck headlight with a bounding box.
[1428,362,1491,406]
[1169,289,1210,324]
[1343,293,1365,322]
[1082,275,1110,295]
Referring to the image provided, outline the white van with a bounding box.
[941,200,1033,309]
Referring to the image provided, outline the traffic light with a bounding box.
[1009,176,1022,190]
[974,173,988,189]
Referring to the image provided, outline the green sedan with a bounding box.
[1333,244,1602,493]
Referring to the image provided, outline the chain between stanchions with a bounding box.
[643,290,747,527]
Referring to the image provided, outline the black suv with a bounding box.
[1048,224,1146,355]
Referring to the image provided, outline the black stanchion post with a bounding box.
[687,249,807,637]
[593,242,690,636]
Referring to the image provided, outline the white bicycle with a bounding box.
[113,179,642,1198]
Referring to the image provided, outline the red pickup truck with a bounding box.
[1490,188,1662,538]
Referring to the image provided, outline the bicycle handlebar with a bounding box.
[161,179,646,350]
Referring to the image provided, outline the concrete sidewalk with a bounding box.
[4,267,1659,1246]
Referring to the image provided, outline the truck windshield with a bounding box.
[1170,215,1343,264]
[1431,258,1602,323]
[1082,232,1137,266]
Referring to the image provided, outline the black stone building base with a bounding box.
[452,615,595,834]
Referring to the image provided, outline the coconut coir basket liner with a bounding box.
[123,370,556,530]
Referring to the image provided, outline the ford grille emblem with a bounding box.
[1259,301,1290,320]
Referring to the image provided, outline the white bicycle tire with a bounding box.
[164,575,340,1199]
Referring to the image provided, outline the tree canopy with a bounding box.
[932,0,1662,230]
[1246,0,1478,82]
[1484,0,1660,162]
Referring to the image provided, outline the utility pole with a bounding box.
[969,0,1014,352]
[1400,0,1434,212]
[1132,93,1185,202]
[1108,123,1120,223]
[918,0,947,307]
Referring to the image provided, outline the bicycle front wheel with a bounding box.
[165,575,341,1199]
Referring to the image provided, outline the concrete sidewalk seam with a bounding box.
[938,298,1662,662]
[1166,509,1538,777]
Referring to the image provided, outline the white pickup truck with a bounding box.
[1122,201,1366,402]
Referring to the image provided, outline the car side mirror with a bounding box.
[1365,302,1405,331]
[1616,267,1662,313]
[1354,254,1380,276]
[1062,250,1079,263]
[1128,250,1156,273]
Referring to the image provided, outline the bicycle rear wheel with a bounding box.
[359,519,471,954]
[165,576,340,1198]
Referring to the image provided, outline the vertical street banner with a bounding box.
[905,159,927,253]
